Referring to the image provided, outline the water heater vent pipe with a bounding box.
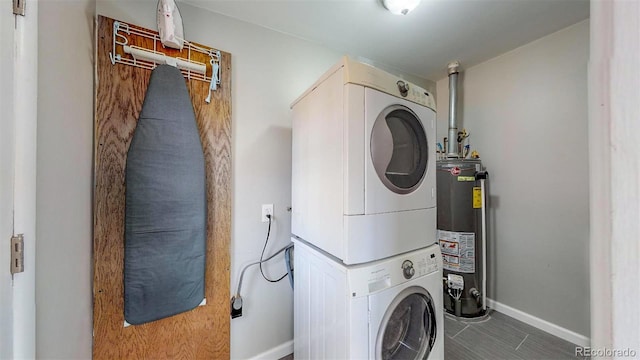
[447,61,460,158]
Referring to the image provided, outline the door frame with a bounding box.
[0,2,17,356]
[588,0,640,354]
[0,1,38,358]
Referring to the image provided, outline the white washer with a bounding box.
[293,239,444,360]
[291,57,437,264]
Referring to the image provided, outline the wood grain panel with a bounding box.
[93,15,231,359]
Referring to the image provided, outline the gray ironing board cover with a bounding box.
[124,64,206,325]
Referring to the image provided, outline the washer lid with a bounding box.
[376,286,437,360]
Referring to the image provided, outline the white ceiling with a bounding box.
[181,0,589,80]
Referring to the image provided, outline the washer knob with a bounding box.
[402,260,415,279]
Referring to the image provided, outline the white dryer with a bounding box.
[293,239,444,360]
[291,57,437,264]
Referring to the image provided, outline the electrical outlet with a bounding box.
[261,204,273,222]
[231,296,243,318]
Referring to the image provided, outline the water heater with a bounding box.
[438,62,488,318]
[437,159,487,317]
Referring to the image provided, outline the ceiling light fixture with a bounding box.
[381,0,421,15]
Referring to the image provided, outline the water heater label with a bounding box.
[473,187,482,209]
[457,176,475,182]
[438,230,475,273]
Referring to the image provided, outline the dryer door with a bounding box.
[365,88,436,214]
[375,287,437,360]
[371,105,428,194]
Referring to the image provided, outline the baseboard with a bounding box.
[248,340,293,360]
[487,298,590,348]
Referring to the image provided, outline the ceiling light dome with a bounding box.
[382,0,421,15]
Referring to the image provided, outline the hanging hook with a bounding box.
[205,60,220,103]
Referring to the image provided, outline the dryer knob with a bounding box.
[397,80,410,97]
[402,260,415,279]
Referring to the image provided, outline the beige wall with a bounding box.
[436,20,590,337]
[36,1,95,359]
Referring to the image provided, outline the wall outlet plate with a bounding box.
[262,204,273,222]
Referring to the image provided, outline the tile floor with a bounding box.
[444,310,587,360]
[280,310,586,359]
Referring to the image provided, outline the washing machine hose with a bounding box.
[285,246,294,289]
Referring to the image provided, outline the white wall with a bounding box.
[436,20,590,337]
[36,1,95,359]
[588,2,613,351]
[589,0,640,353]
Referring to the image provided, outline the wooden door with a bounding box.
[93,16,231,359]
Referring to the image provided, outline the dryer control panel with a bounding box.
[343,57,436,110]
[291,56,436,111]
[347,244,441,298]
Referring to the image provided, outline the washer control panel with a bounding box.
[415,252,440,277]
[348,245,441,298]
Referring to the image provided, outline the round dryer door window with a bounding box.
[371,105,428,194]
[376,287,437,360]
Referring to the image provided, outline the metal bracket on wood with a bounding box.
[13,0,25,16]
[109,20,221,86]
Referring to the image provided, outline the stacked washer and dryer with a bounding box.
[291,57,444,359]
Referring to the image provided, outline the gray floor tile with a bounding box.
[472,313,528,348]
[528,331,583,357]
[444,310,584,360]
[444,314,469,338]
[490,311,546,336]
[516,333,585,360]
[489,311,584,357]
[454,325,527,360]
[445,335,484,360]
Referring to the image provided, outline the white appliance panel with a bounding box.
[291,57,438,264]
[294,239,444,360]
[294,239,351,360]
[344,208,437,265]
[344,84,365,216]
[346,239,441,296]
[364,87,437,215]
[291,67,344,258]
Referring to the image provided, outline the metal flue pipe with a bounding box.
[447,61,460,158]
